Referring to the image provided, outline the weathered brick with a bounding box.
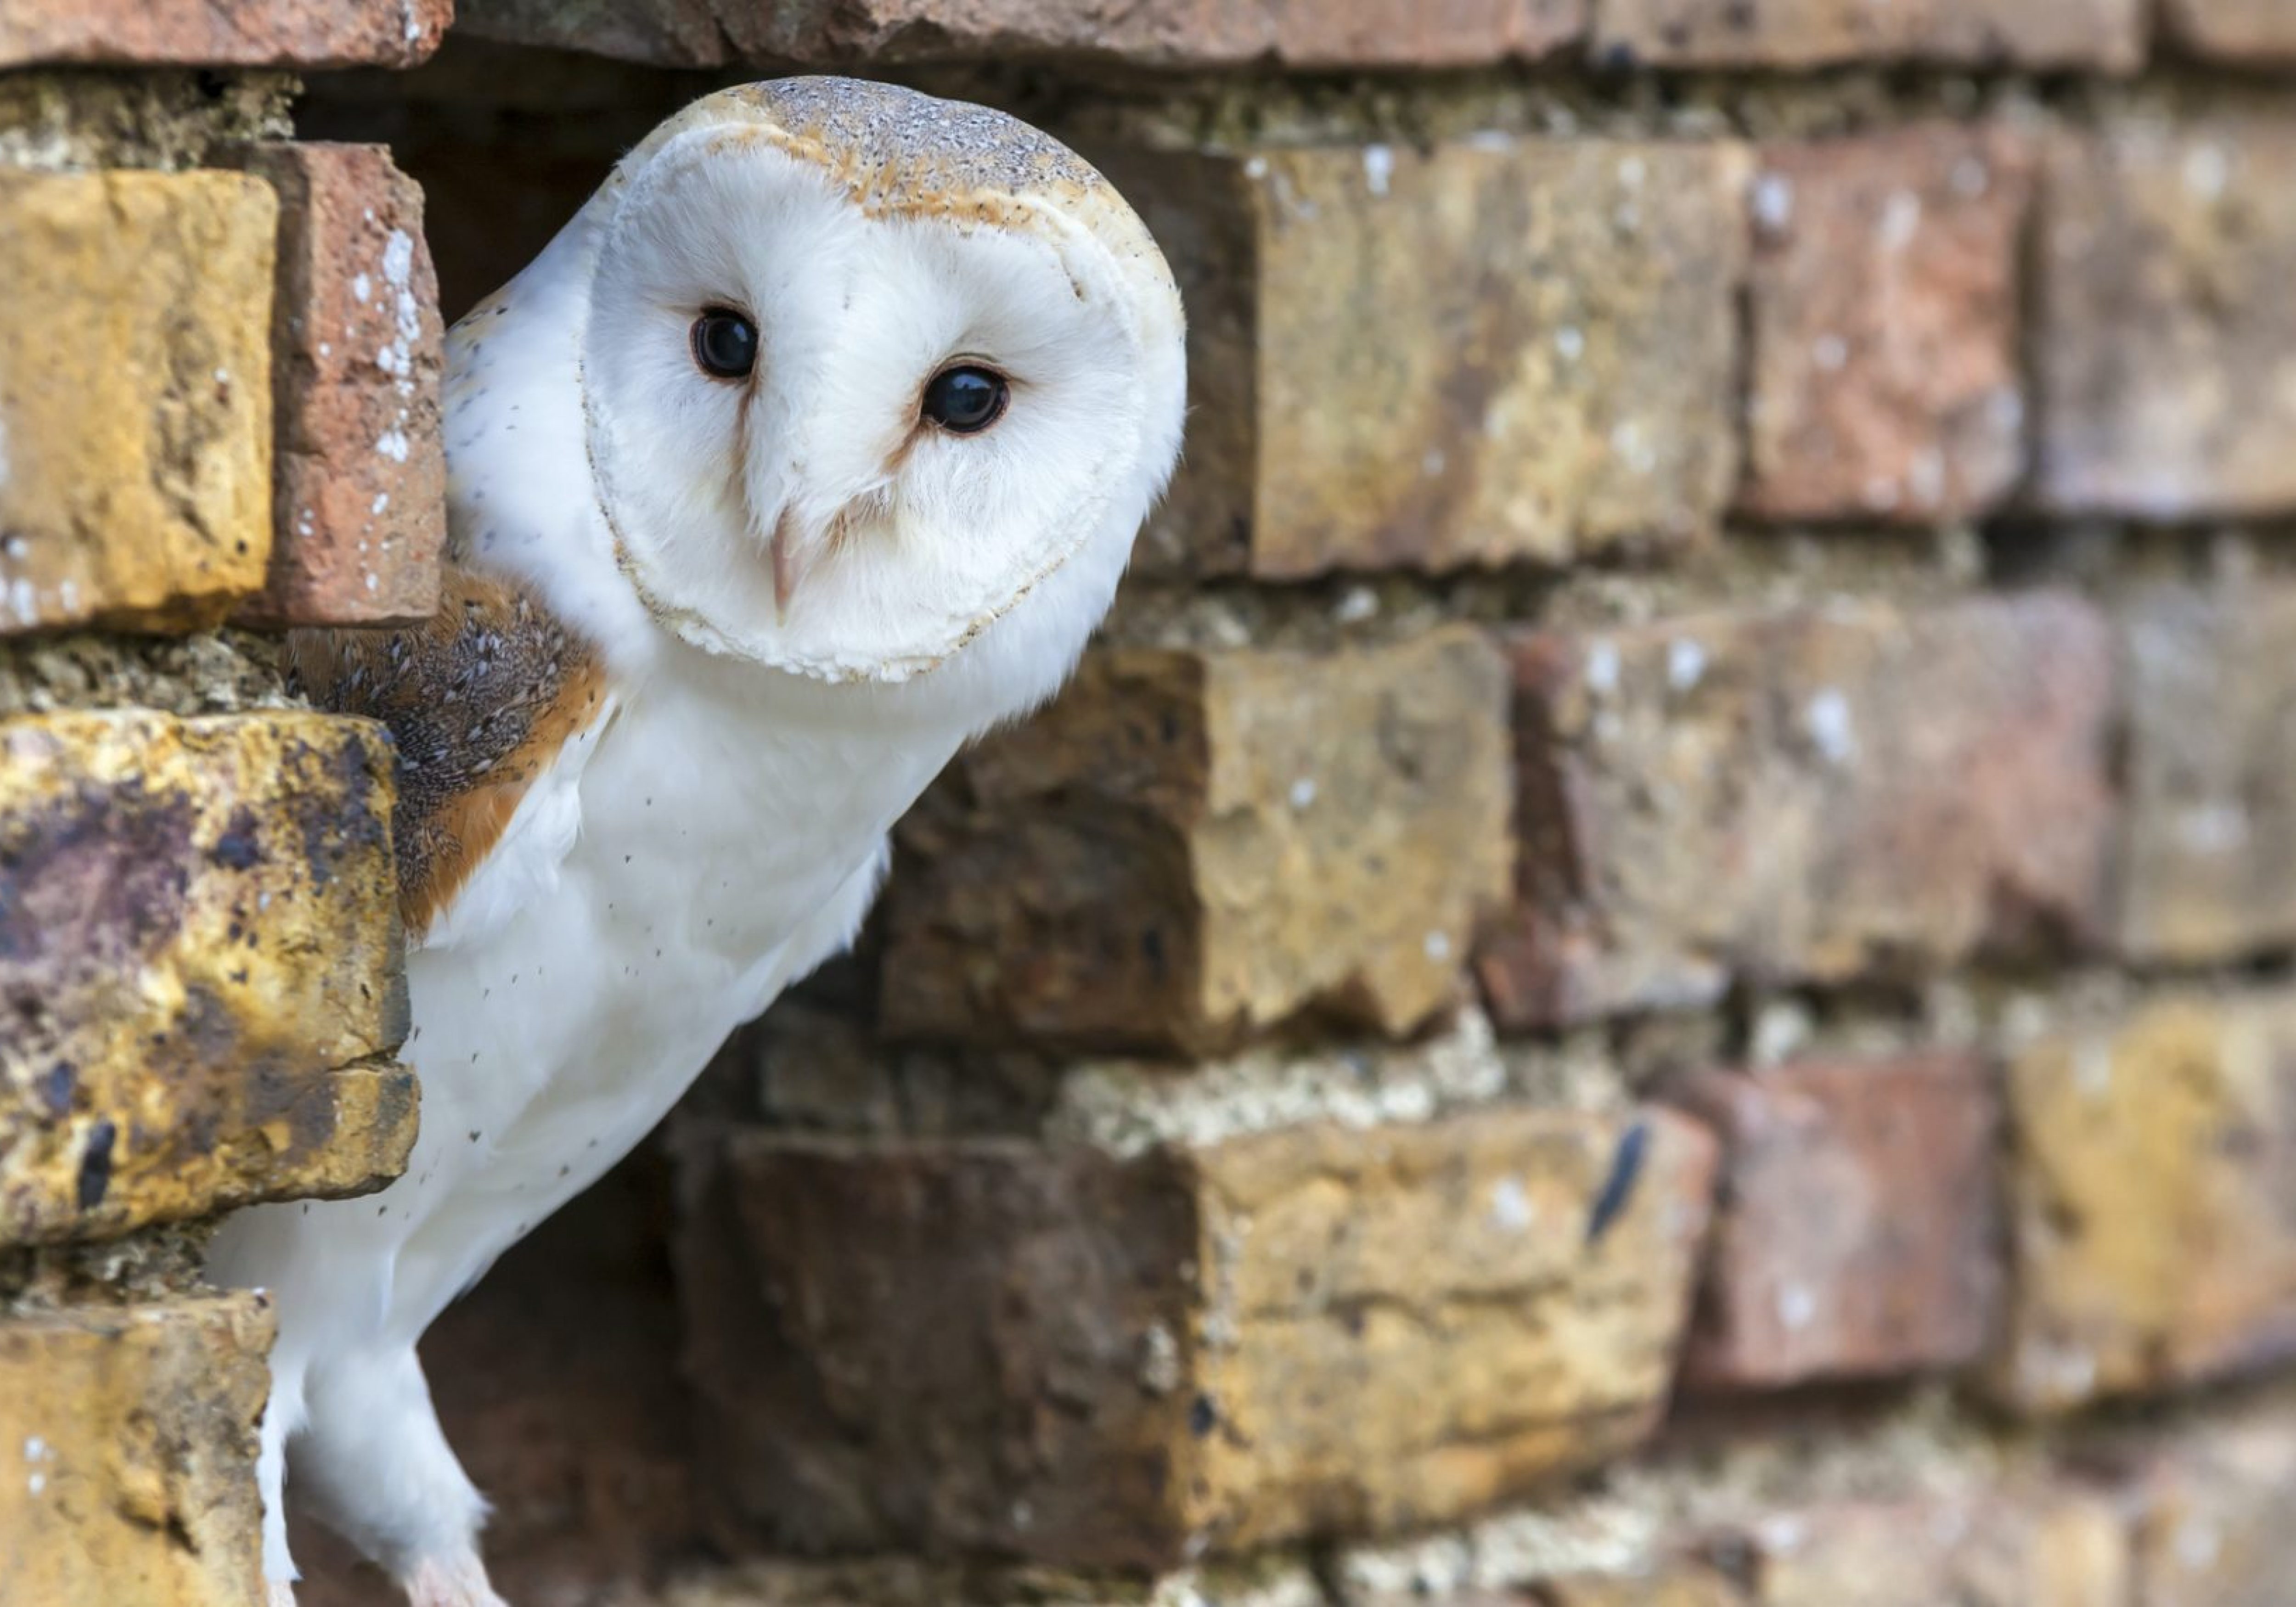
[679,1105,1716,1568]
[0,710,412,1246]
[612,1557,1326,1607]
[1537,1569,1745,1606]
[0,170,275,635]
[1739,125,2031,523]
[2034,114,2296,517]
[2115,583,2296,965]
[2161,0,2296,62]
[0,1294,273,1607]
[1100,137,1746,577]
[1991,994,2296,1414]
[2129,1412,2296,1607]
[1724,1491,2129,1606]
[1476,595,2115,1028]
[456,0,1583,67]
[0,0,448,67]
[221,143,446,627]
[881,630,1511,1054]
[1592,0,2142,69]
[1671,1052,2000,1391]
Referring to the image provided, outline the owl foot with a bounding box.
[267,1581,299,1607]
[402,1553,508,1607]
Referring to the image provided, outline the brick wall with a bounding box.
[15,1,2296,1604]
[0,6,447,1601]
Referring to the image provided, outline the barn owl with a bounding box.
[205,78,1185,1607]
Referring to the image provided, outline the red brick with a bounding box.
[1740,125,2031,523]
[2115,583,2296,965]
[1476,595,2115,1029]
[2161,0,2296,62]
[456,0,1583,67]
[679,1106,1715,1568]
[880,632,1511,1055]
[1592,0,2142,69]
[0,0,449,67]
[223,144,445,627]
[1672,1052,2000,1391]
[2034,114,2296,517]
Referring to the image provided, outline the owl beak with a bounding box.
[769,506,803,623]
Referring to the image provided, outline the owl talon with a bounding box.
[402,1554,508,1607]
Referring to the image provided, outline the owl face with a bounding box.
[570,80,1187,687]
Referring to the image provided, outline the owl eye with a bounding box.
[921,365,1008,434]
[690,309,757,380]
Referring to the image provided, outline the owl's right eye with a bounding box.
[690,309,758,380]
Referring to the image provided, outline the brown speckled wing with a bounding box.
[286,568,605,939]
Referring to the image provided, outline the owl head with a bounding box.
[446,79,1185,703]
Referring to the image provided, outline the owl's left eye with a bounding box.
[690,309,757,380]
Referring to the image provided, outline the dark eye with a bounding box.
[691,309,757,380]
[921,365,1008,434]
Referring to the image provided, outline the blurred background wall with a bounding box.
[9,1,2296,1603]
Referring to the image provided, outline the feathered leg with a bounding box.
[293,1343,504,1607]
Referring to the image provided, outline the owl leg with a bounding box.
[258,1362,305,1606]
[291,1343,502,1607]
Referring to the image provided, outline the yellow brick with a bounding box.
[0,1294,273,1607]
[0,710,413,1245]
[1992,993,2296,1412]
[0,170,275,634]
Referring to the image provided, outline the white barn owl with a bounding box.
[205,78,1186,1607]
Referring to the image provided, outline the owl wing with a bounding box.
[287,567,615,953]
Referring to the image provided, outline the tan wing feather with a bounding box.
[287,568,606,938]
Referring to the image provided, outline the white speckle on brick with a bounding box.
[23,1437,45,1461]
[26,1473,42,1496]
[1753,171,1795,233]
[1554,325,1585,363]
[1805,689,1857,764]
[1424,930,1452,962]
[1585,638,1621,694]
[1289,777,1317,811]
[351,272,373,304]
[1666,637,1705,691]
[371,492,391,516]
[9,577,37,625]
[366,572,381,594]
[1609,420,1657,476]
[1489,1176,1533,1232]
[1907,448,1947,508]
[2177,1517,2221,1572]
[377,428,411,463]
[2178,801,2250,854]
[1778,1284,1817,1331]
[1877,189,1922,252]
[1244,155,1269,180]
[1813,333,1850,372]
[212,367,229,385]
[1362,144,1394,197]
[1617,154,1646,190]
[2073,1041,2113,1098]
[318,341,332,358]
[2183,142,2229,201]
[1,534,26,563]
[1333,585,1379,624]
[56,579,77,616]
